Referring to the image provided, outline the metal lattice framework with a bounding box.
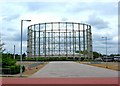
[27,22,93,59]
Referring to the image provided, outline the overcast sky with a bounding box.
[0,0,119,55]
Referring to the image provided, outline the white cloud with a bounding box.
[1,0,119,2]
[0,1,118,55]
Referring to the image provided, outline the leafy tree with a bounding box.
[110,54,120,56]
[22,53,26,59]
[81,50,88,54]
[93,52,102,59]
[75,50,80,53]
[2,53,25,74]
[75,50,88,54]
[15,54,20,60]
[2,57,16,67]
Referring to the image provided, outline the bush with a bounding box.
[2,57,16,67]
[74,57,79,61]
[24,57,87,61]
[2,65,25,74]
[10,65,19,74]
[83,57,93,62]
[26,57,36,61]
[22,65,25,72]
[80,57,85,61]
[2,54,25,75]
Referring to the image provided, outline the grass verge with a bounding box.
[79,62,120,71]
[2,62,48,77]
[21,62,48,76]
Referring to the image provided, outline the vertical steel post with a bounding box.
[38,24,40,57]
[34,25,36,58]
[45,23,46,58]
[43,32,44,56]
[89,26,93,59]
[78,24,81,61]
[66,22,68,58]
[54,32,55,56]
[20,20,23,77]
[83,24,85,58]
[106,37,107,67]
[64,32,65,57]
[102,36,107,68]
[72,23,75,59]
[69,32,71,55]
[14,45,15,59]
[59,22,60,57]
[75,31,76,55]
[27,27,29,58]
[51,23,53,56]
[20,19,31,77]
[31,30,33,57]
[48,32,50,57]
[86,27,89,58]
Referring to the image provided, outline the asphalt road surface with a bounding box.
[30,61,118,78]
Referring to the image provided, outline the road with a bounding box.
[30,61,118,78]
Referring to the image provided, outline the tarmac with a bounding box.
[30,61,118,78]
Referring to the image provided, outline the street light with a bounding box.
[14,45,15,59]
[20,20,31,77]
[102,37,107,68]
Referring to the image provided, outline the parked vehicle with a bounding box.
[94,57,103,62]
[102,57,114,62]
[113,56,120,62]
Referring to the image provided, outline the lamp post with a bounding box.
[20,20,31,77]
[102,37,107,68]
[14,45,15,59]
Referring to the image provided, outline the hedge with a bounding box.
[2,65,25,74]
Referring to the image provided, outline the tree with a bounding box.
[15,54,20,60]
[2,56,16,67]
[81,50,88,54]
[110,54,120,56]
[75,50,88,54]
[75,50,80,53]
[22,53,26,59]
[93,52,102,59]
[2,54,25,74]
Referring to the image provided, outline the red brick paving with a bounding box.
[1,77,119,85]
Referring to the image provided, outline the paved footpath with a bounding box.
[30,61,118,78]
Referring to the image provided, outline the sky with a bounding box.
[0,0,119,55]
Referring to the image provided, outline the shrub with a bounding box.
[80,57,85,61]
[2,54,25,74]
[22,65,25,72]
[9,65,20,74]
[59,57,67,61]
[2,57,16,67]
[2,65,25,74]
